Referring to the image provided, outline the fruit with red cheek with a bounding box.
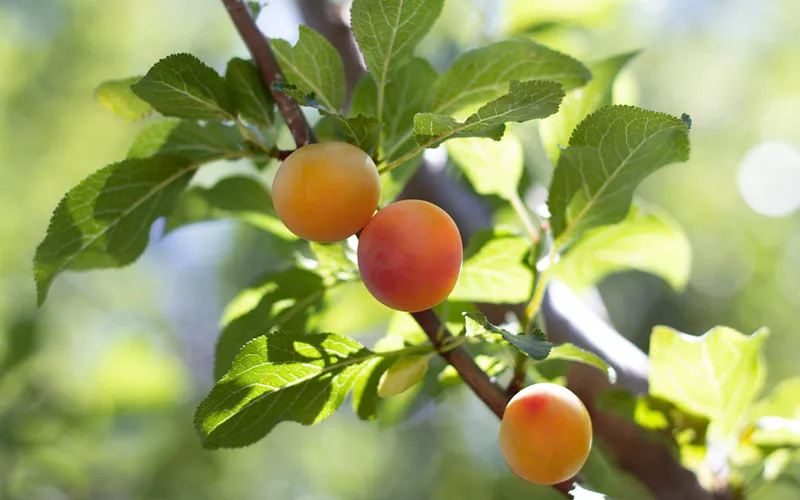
[272,142,380,243]
[499,383,592,485]
[357,200,463,312]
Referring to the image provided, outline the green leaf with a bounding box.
[546,343,615,382]
[272,26,345,111]
[303,241,359,283]
[225,57,276,129]
[195,332,374,449]
[649,325,769,438]
[350,0,444,102]
[432,40,590,115]
[377,354,432,397]
[127,120,248,162]
[446,130,523,200]
[465,313,553,361]
[95,76,152,121]
[214,268,326,380]
[131,53,235,120]
[540,51,640,164]
[352,357,394,420]
[548,105,691,246]
[450,230,533,304]
[414,80,564,147]
[595,391,710,447]
[350,74,378,117]
[552,204,691,292]
[378,59,439,202]
[164,176,293,238]
[325,114,383,153]
[34,155,198,306]
[383,58,439,149]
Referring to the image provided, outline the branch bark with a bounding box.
[222,0,314,146]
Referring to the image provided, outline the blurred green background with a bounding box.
[1,0,798,498]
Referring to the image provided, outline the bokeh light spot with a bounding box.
[737,142,800,217]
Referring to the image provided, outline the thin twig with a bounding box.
[221,0,315,147]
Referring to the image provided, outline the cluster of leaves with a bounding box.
[32,0,694,451]
[35,0,800,497]
[598,325,800,497]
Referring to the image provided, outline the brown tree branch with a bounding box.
[411,309,508,418]
[222,0,314,146]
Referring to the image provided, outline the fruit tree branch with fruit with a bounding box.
[32,1,799,499]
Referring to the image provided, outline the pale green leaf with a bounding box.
[414,80,564,147]
[225,57,276,129]
[377,354,432,397]
[272,26,345,111]
[540,51,640,164]
[752,378,800,420]
[749,378,800,446]
[465,313,553,360]
[195,332,374,449]
[131,54,235,120]
[350,0,444,100]
[546,343,616,382]
[649,325,770,438]
[446,130,523,200]
[127,120,247,162]
[450,230,533,304]
[164,176,293,238]
[95,76,152,121]
[432,39,590,115]
[548,105,691,246]
[214,268,325,380]
[553,204,691,291]
[34,155,198,306]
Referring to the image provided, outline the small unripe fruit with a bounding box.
[499,383,592,485]
[357,200,462,312]
[272,142,380,243]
